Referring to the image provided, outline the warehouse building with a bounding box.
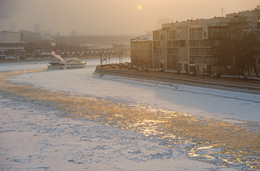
[0,31,25,59]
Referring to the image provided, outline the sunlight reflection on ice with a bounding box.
[0,69,259,170]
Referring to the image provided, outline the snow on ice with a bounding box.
[0,59,259,170]
[10,60,260,123]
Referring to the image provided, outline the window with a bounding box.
[169,30,176,39]
[190,40,200,47]
[208,26,230,39]
[168,48,179,55]
[200,40,210,47]
[190,28,196,39]
[197,28,203,39]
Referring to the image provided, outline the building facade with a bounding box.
[130,7,260,75]
[20,30,41,43]
[131,35,153,68]
[154,15,259,75]
[0,31,25,59]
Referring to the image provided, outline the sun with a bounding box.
[137,4,143,11]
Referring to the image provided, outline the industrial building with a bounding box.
[20,30,41,43]
[0,31,25,59]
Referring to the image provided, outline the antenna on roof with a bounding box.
[221,8,224,17]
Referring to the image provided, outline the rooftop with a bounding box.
[131,35,153,42]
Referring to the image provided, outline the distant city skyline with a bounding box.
[0,0,259,35]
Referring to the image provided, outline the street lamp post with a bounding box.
[100,53,103,65]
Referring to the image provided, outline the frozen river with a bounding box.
[7,59,260,123]
[0,58,259,170]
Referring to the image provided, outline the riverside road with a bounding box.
[95,65,260,95]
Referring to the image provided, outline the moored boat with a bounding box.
[48,58,86,70]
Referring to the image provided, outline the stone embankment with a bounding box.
[95,64,260,94]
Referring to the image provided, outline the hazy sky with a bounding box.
[0,0,259,35]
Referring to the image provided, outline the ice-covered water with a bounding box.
[1,92,227,170]
[11,61,260,123]
[0,59,259,170]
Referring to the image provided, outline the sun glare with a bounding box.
[137,4,143,11]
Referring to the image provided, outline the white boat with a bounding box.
[48,58,86,70]
[64,58,86,69]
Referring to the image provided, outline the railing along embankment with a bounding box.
[95,66,260,95]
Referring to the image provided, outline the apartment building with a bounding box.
[130,7,260,75]
[131,35,153,68]
[152,7,260,75]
